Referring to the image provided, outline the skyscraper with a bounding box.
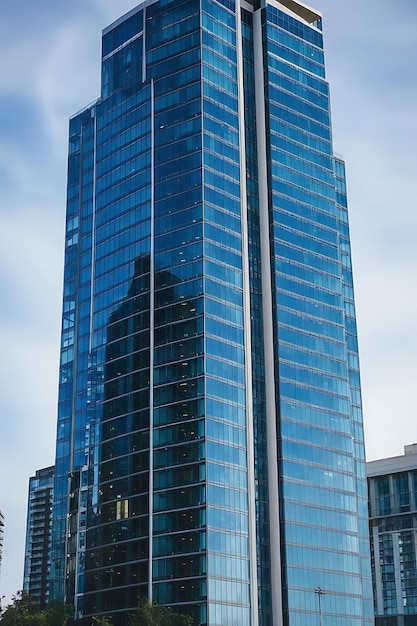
[368,445,417,625]
[50,0,374,623]
[23,466,55,607]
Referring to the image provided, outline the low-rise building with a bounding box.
[368,444,417,625]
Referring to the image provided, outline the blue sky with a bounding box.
[0,0,416,607]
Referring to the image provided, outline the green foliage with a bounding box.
[128,598,193,626]
[92,617,114,626]
[0,591,72,626]
[0,592,39,626]
[0,592,192,626]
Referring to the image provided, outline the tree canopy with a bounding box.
[0,592,72,626]
[0,593,193,626]
[128,598,193,626]
[92,617,113,626]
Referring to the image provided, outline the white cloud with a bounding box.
[34,23,100,154]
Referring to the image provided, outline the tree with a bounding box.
[0,591,72,626]
[44,603,73,626]
[128,598,193,626]
[0,592,41,625]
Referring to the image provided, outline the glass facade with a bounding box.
[368,446,417,626]
[50,0,374,624]
[23,466,55,607]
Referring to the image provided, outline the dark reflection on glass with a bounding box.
[84,254,206,620]
[84,255,152,616]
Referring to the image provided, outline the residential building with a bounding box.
[368,444,417,625]
[50,0,374,623]
[0,508,4,584]
[23,466,54,607]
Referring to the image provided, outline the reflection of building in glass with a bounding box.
[84,256,152,615]
[368,445,417,625]
[50,0,373,624]
[84,258,203,617]
[0,508,4,584]
[23,466,54,607]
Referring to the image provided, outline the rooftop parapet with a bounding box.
[274,0,321,24]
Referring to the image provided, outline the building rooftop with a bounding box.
[275,0,321,24]
[103,0,322,37]
[367,444,417,478]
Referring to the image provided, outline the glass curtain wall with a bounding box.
[50,0,374,624]
[261,5,374,625]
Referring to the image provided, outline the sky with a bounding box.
[0,0,416,608]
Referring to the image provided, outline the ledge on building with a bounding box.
[276,0,321,24]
